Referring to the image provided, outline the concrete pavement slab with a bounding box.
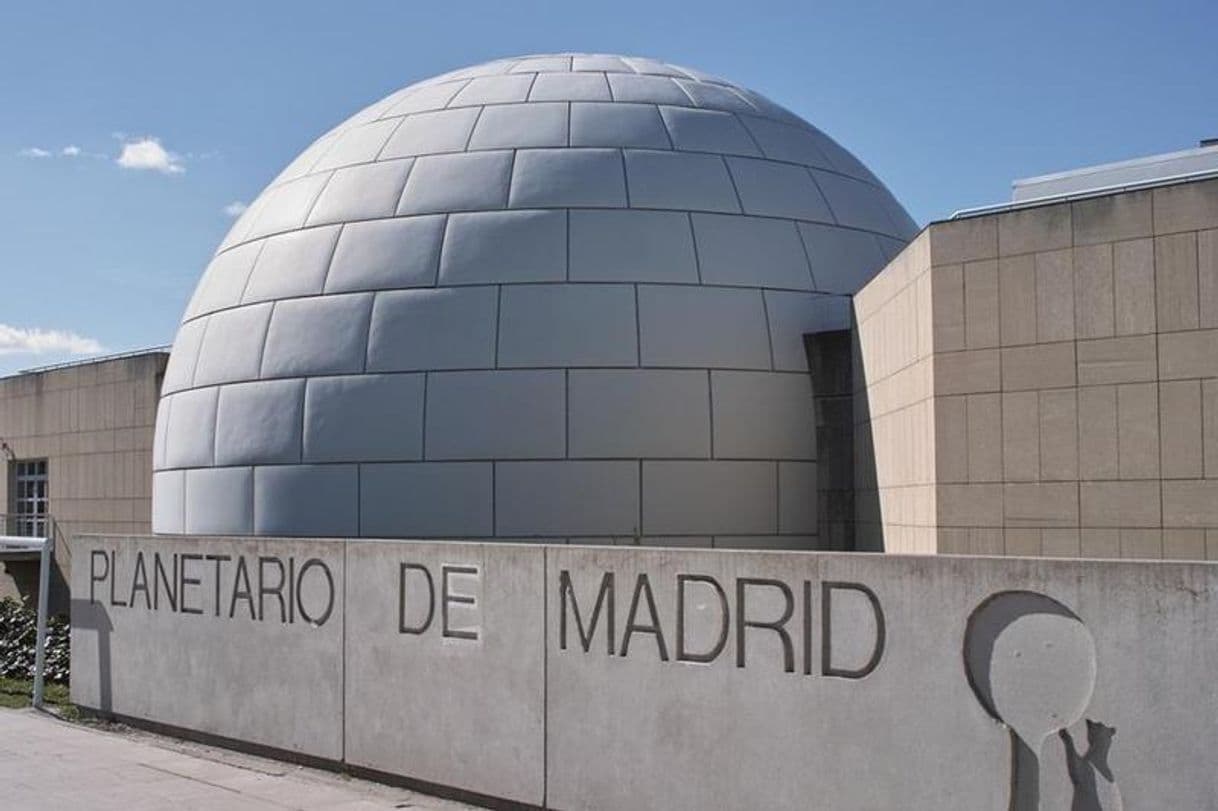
[0,709,475,811]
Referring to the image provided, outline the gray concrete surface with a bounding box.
[72,535,1218,810]
[0,709,474,811]
[545,547,1218,810]
[70,535,344,761]
[344,541,545,805]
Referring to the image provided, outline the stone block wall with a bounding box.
[0,351,166,607]
[851,231,937,553]
[861,176,1218,558]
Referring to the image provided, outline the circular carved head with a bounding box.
[964,591,1096,747]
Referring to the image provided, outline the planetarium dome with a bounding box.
[152,53,917,547]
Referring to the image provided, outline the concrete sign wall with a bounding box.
[344,541,545,804]
[71,536,1218,810]
[70,536,344,760]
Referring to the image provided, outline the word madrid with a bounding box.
[554,570,886,677]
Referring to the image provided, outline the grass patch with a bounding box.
[0,677,71,710]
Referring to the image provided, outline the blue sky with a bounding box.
[1,0,1214,375]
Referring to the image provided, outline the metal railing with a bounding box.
[5,344,170,380]
[950,167,1218,220]
[0,513,58,708]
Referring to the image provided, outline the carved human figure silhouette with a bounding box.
[1061,720,1123,811]
[963,591,1098,811]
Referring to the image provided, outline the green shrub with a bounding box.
[0,597,69,683]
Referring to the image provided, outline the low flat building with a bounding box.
[852,168,1218,560]
[0,349,167,610]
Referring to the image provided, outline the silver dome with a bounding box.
[152,53,916,546]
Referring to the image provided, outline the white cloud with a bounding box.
[0,324,105,356]
[116,137,184,175]
[19,144,104,161]
[223,201,248,218]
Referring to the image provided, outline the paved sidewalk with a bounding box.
[0,708,476,811]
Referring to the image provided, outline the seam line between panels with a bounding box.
[296,171,337,230]
[462,106,487,152]
[252,138,888,208]
[720,156,747,215]
[669,78,699,107]
[252,300,277,381]
[430,213,450,288]
[301,137,342,179]
[618,148,631,208]
[637,459,645,541]
[384,79,471,118]
[296,377,306,467]
[185,312,215,391]
[775,462,782,535]
[722,84,764,111]
[686,213,704,284]
[180,275,874,332]
[156,455,817,473]
[503,148,519,212]
[793,222,820,291]
[315,223,347,300]
[246,464,255,536]
[160,530,813,542]
[233,238,273,310]
[420,373,430,461]
[805,167,841,227]
[760,290,776,371]
[371,115,410,163]
[390,157,419,218]
[655,104,677,151]
[213,200,904,264]
[161,365,814,401]
[731,110,769,156]
[633,285,642,367]
[493,286,503,368]
[340,71,780,112]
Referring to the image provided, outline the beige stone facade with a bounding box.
[0,350,166,606]
[851,230,937,553]
[855,175,1218,559]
